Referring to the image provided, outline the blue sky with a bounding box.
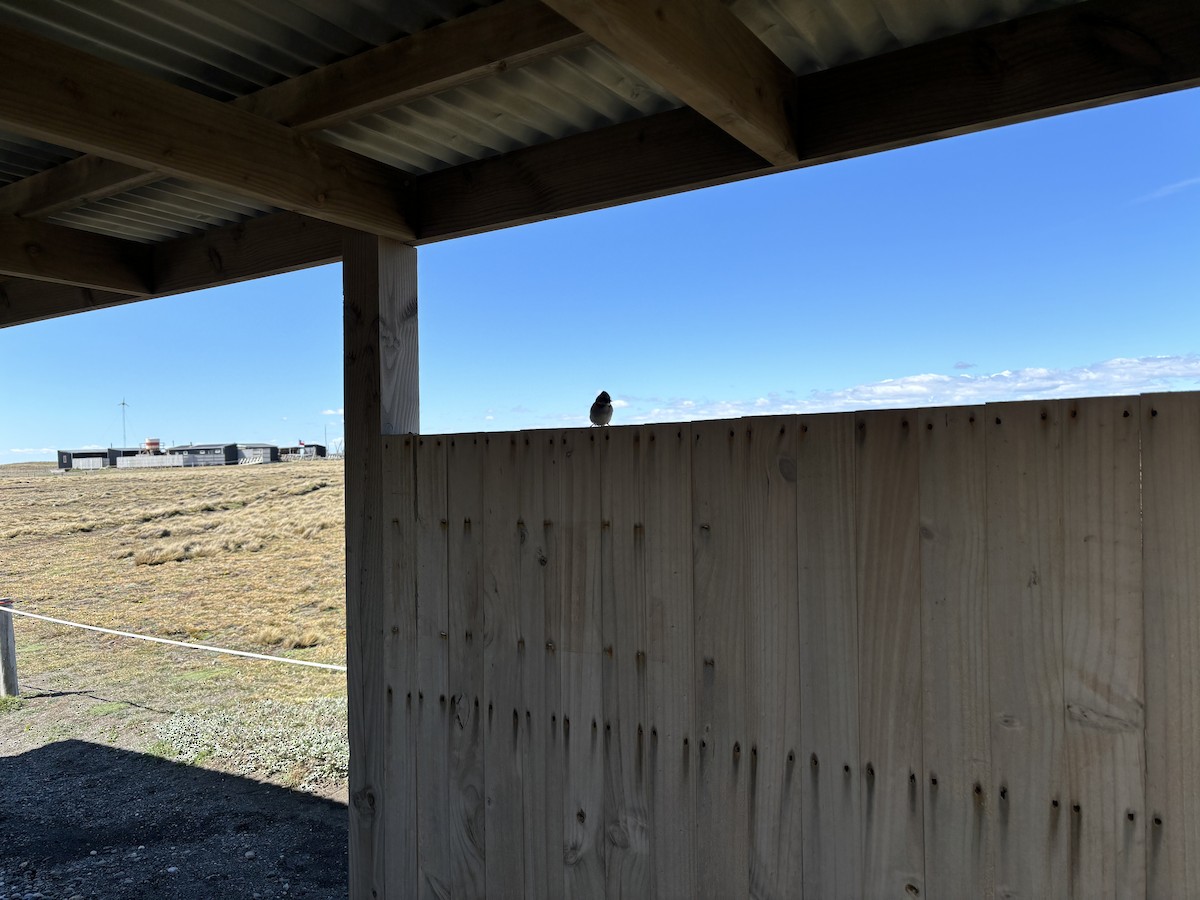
[2,87,1198,463]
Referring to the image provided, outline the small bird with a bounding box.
[589,391,613,426]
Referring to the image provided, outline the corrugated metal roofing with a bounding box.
[729,0,1075,74]
[0,0,1082,242]
[47,178,281,244]
[0,128,78,188]
[0,0,503,99]
[319,44,680,175]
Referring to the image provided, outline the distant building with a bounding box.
[58,449,108,470]
[167,443,238,466]
[163,443,280,465]
[56,448,147,470]
[281,444,326,460]
[107,447,144,466]
[60,442,282,469]
[237,443,280,463]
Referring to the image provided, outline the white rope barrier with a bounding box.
[0,602,346,673]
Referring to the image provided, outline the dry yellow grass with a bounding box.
[0,459,349,787]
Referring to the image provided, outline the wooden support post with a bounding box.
[343,233,418,900]
[0,599,17,697]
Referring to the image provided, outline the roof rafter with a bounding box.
[240,0,589,130]
[539,0,798,165]
[0,277,142,326]
[0,217,151,294]
[152,212,347,298]
[0,24,414,240]
[0,0,588,221]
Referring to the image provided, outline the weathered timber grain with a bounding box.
[796,413,861,900]
[918,406,992,898]
[856,409,925,897]
[1140,392,1200,899]
[986,400,1068,899]
[690,420,749,899]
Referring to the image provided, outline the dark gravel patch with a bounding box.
[0,740,347,899]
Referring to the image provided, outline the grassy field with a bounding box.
[0,459,349,793]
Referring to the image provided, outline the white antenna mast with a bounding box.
[118,398,129,448]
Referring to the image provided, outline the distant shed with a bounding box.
[57,449,107,470]
[106,447,143,466]
[237,443,279,463]
[281,444,325,460]
[167,443,237,466]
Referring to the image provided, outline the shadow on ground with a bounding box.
[0,740,347,899]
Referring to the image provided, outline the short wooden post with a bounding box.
[0,599,17,697]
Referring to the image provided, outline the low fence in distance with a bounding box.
[116,454,185,469]
[0,598,346,700]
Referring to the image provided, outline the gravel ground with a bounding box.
[0,740,348,899]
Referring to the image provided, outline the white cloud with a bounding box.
[620,355,1200,423]
[1137,176,1200,203]
[321,408,344,416]
[10,447,55,454]
[612,399,630,409]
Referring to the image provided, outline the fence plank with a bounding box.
[517,432,560,900]
[691,420,749,900]
[744,417,802,898]
[600,426,652,898]
[559,429,607,899]
[1142,392,1200,899]
[986,400,1068,899]
[1060,395,1145,898]
[918,406,992,899]
[796,412,861,900]
[381,436,418,900]
[447,433,487,899]
[643,423,696,900]
[483,435,526,896]
[415,436,451,900]
[856,408,924,898]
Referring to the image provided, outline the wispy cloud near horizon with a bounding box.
[617,354,1200,424]
[10,447,55,454]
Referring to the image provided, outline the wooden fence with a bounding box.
[358,391,1200,900]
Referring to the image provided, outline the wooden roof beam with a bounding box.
[151,212,347,298]
[792,0,1200,165]
[0,0,587,221]
[0,217,151,294]
[240,0,589,130]
[539,0,798,166]
[0,276,143,327]
[0,24,414,240]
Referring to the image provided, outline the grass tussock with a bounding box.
[252,626,324,650]
[134,541,217,566]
